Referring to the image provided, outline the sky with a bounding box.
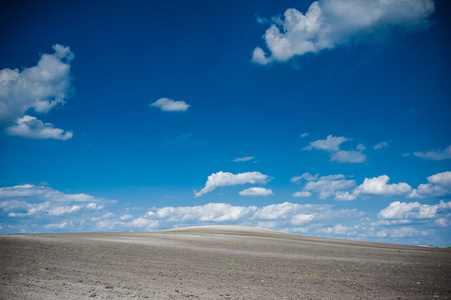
[1,0,450,246]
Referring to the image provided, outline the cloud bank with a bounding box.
[252,0,435,64]
[0,44,75,139]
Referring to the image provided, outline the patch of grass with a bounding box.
[304,274,318,279]
[33,267,38,271]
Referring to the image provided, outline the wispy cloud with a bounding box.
[239,187,273,196]
[303,135,367,163]
[252,0,435,64]
[303,135,348,151]
[331,150,366,163]
[413,145,451,160]
[374,141,388,150]
[233,156,254,162]
[0,44,75,139]
[150,97,190,112]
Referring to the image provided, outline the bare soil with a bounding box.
[1,225,450,299]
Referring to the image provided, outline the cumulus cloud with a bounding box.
[5,115,73,140]
[303,135,348,151]
[0,184,112,219]
[150,97,190,112]
[331,150,367,163]
[291,213,314,225]
[355,175,412,196]
[252,0,435,64]
[233,156,254,162]
[292,191,312,197]
[303,135,367,163]
[413,145,451,160]
[293,174,356,200]
[149,203,257,223]
[0,44,75,139]
[317,224,358,236]
[194,171,270,197]
[118,202,358,232]
[408,171,451,198]
[334,191,357,201]
[378,200,451,220]
[239,187,273,196]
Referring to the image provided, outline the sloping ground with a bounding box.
[1,226,450,299]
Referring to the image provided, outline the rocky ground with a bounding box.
[1,225,450,299]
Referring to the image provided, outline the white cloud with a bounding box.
[233,156,254,162]
[300,132,309,138]
[291,172,319,183]
[0,184,99,202]
[252,0,434,64]
[91,212,115,221]
[428,171,451,186]
[302,174,356,199]
[120,214,133,221]
[292,191,311,198]
[194,171,270,197]
[355,175,412,196]
[434,218,450,227]
[87,203,104,210]
[252,47,271,65]
[331,150,367,163]
[239,187,273,196]
[303,135,367,163]
[45,222,68,229]
[374,141,388,150]
[5,115,73,140]
[291,213,314,225]
[377,201,451,220]
[318,224,356,235]
[408,171,451,198]
[303,135,348,151]
[0,44,75,139]
[376,227,431,238]
[356,144,366,150]
[6,202,82,217]
[334,191,356,201]
[413,145,451,160]
[151,203,257,223]
[0,184,113,220]
[150,97,190,112]
[48,205,80,216]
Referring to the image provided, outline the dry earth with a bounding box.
[0,225,450,299]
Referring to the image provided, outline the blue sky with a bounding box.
[1,0,450,246]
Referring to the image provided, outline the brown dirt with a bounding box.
[1,225,450,299]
